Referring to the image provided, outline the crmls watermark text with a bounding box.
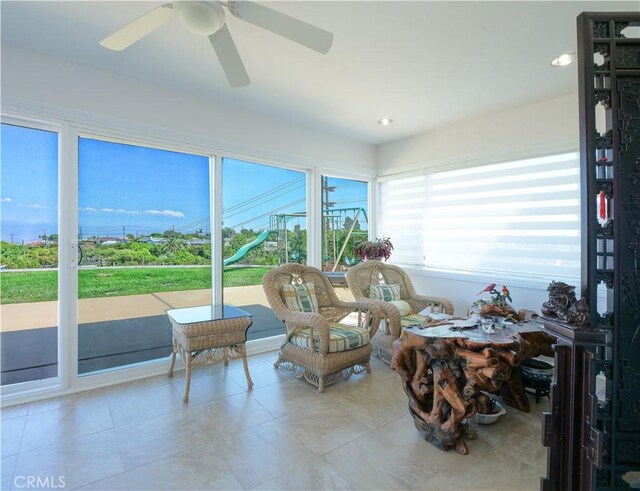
[13,476,66,489]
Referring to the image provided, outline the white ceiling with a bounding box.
[1,1,638,145]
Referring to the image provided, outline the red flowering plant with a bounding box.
[352,237,394,261]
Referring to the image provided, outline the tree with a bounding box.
[162,236,185,255]
[343,216,361,231]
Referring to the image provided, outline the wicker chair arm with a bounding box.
[407,294,454,315]
[331,300,382,337]
[281,310,331,354]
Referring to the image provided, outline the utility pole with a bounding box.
[78,227,83,241]
[321,177,337,266]
[122,225,126,241]
[9,234,14,244]
[43,228,48,245]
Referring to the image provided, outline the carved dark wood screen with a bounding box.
[542,12,640,491]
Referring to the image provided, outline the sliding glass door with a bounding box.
[77,136,211,375]
[221,157,307,341]
[1,123,59,386]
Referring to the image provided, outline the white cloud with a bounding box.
[28,203,48,209]
[0,197,12,203]
[90,206,185,218]
[145,209,185,218]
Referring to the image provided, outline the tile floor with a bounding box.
[1,351,548,490]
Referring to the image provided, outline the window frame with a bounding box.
[377,150,581,289]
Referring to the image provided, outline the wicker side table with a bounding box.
[166,304,253,402]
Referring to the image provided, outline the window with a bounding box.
[78,136,211,375]
[1,123,59,386]
[222,157,307,341]
[380,152,581,282]
[321,176,369,271]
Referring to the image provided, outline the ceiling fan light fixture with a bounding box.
[377,118,394,126]
[550,52,577,67]
[177,1,225,36]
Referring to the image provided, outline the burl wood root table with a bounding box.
[391,321,555,455]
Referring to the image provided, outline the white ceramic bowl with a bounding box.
[477,400,506,425]
[428,313,452,321]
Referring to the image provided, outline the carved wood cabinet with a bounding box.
[541,12,640,491]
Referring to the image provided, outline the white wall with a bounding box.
[1,45,376,175]
[377,93,579,176]
[377,93,581,315]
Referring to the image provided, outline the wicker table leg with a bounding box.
[241,344,253,388]
[168,348,176,377]
[183,352,192,403]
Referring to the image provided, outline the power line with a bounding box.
[228,198,306,230]
[223,176,304,214]
[222,183,305,220]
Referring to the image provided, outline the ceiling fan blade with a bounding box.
[229,1,333,54]
[100,4,175,51]
[209,25,250,88]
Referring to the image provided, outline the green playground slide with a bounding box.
[223,230,272,267]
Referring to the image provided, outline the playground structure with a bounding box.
[224,207,368,269]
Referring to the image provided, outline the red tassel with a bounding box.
[599,192,607,220]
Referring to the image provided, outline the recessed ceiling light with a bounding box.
[377,118,393,126]
[551,52,577,67]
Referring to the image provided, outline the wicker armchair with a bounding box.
[263,263,381,392]
[346,261,453,365]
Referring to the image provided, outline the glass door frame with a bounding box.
[0,115,67,398]
[1,114,375,403]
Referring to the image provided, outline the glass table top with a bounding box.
[166,304,253,325]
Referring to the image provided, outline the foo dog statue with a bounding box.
[541,281,590,326]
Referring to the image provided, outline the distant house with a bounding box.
[97,237,122,245]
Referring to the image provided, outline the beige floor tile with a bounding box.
[254,458,352,491]
[420,439,540,490]
[279,400,372,454]
[374,413,469,470]
[107,383,187,427]
[1,416,25,457]
[13,430,124,490]
[250,378,325,418]
[322,372,407,429]
[227,357,289,389]
[482,417,547,467]
[73,472,129,490]
[189,391,276,436]
[218,420,316,489]
[2,455,17,491]
[122,445,242,490]
[1,405,28,421]
[169,367,247,406]
[20,398,113,453]
[114,410,208,471]
[321,430,439,490]
[27,388,109,415]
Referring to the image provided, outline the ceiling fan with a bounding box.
[99,1,333,88]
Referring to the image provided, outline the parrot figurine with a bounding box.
[477,283,496,296]
[501,285,512,303]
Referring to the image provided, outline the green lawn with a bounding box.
[0,266,271,304]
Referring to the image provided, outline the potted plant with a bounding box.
[352,237,394,262]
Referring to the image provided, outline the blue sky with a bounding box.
[1,123,367,243]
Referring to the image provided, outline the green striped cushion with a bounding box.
[369,284,401,301]
[400,313,427,328]
[389,300,412,316]
[281,283,319,313]
[291,322,370,352]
